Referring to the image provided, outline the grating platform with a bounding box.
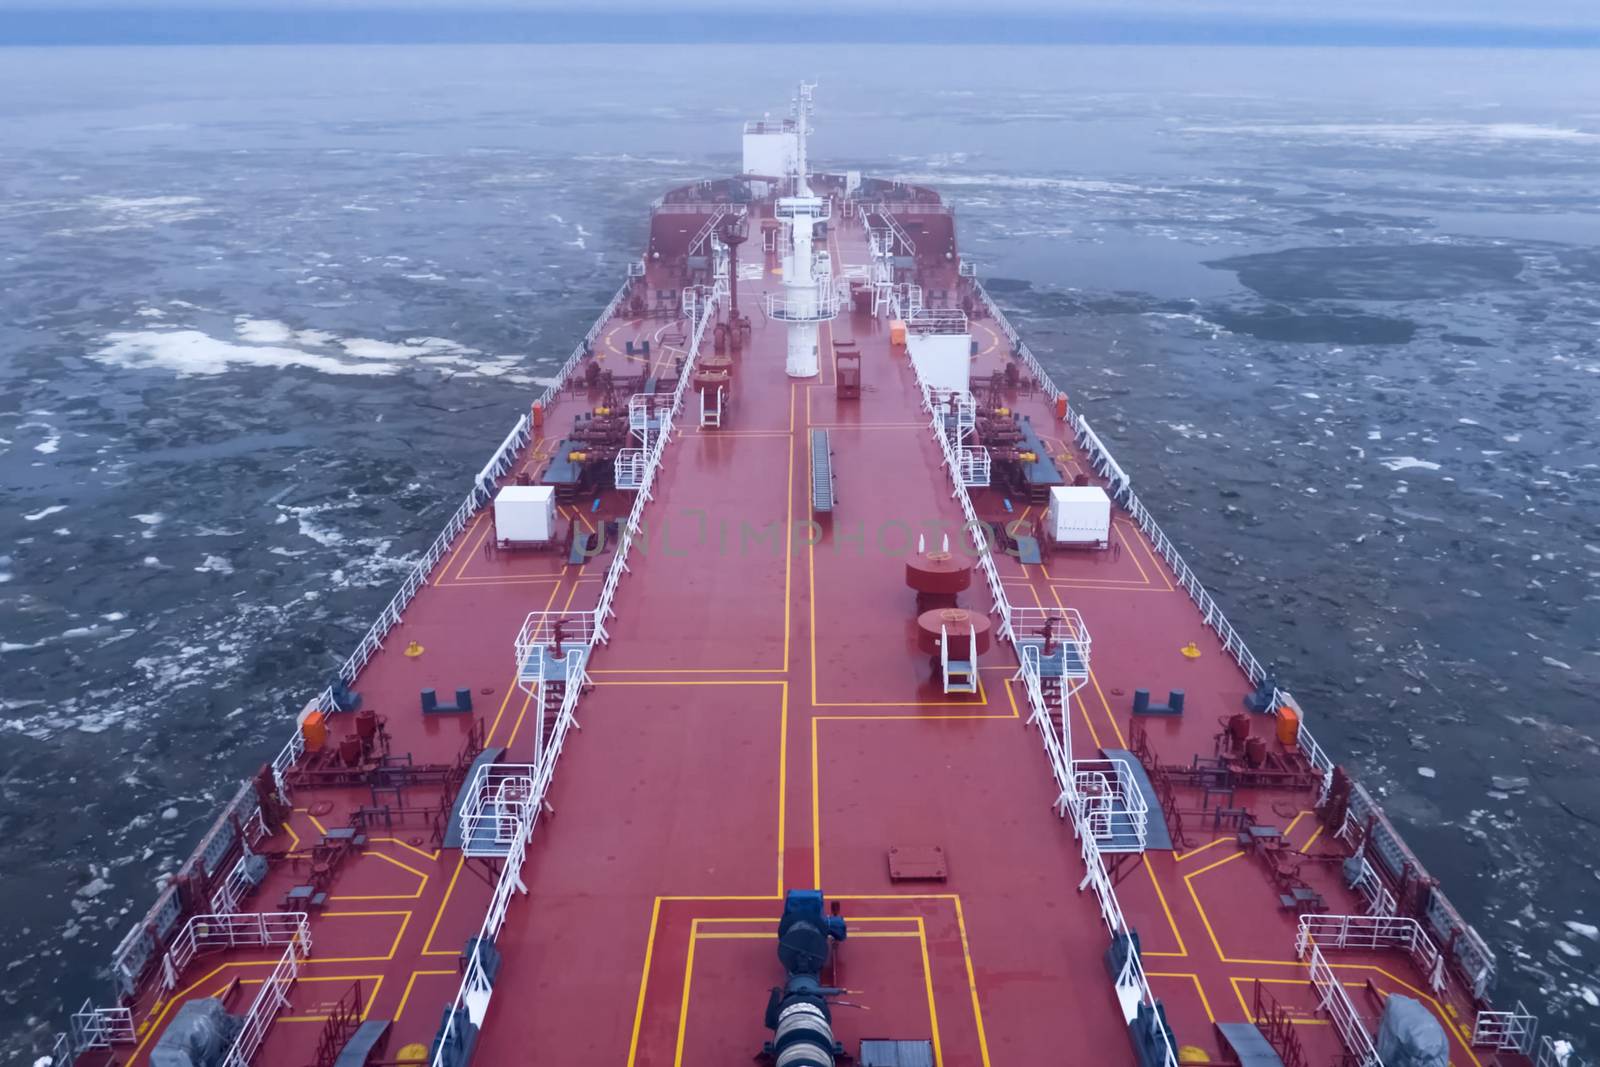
[811,428,834,512]
[1100,748,1173,851]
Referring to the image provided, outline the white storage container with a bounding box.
[494,485,557,543]
[1047,486,1110,545]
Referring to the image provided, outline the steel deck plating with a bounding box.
[54,96,1572,1067]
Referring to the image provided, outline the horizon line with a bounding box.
[4,10,1600,48]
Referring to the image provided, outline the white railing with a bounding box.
[220,927,310,1067]
[774,195,831,221]
[917,383,1013,645]
[431,788,536,1065]
[1297,914,1446,994]
[687,204,745,257]
[653,200,740,215]
[1069,759,1149,852]
[210,853,257,916]
[208,807,270,914]
[270,724,304,804]
[1473,1001,1538,1053]
[1306,939,1384,1067]
[615,448,648,489]
[458,764,537,857]
[162,912,310,992]
[430,285,725,1067]
[907,306,968,335]
[1537,1035,1586,1067]
[912,346,1176,1067]
[516,607,604,659]
[1006,606,1091,664]
[67,1001,135,1050]
[863,204,918,254]
[958,446,991,487]
[765,288,840,322]
[1345,853,1397,918]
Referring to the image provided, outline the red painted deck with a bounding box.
[84,180,1521,1067]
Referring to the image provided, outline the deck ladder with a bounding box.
[940,623,979,694]
[701,385,723,429]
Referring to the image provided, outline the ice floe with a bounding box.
[1381,457,1442,472]
[1181,122,1600,144]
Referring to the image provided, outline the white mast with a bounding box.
[767,82,836,379]
[793,81,816,197]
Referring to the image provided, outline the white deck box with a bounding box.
[494,485,557,544]
[1047,486,1111,545]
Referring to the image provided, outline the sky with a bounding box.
[1,0,1598,45]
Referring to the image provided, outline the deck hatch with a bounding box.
[886,845,947,882]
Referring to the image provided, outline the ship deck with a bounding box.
[88,195,1518,1067]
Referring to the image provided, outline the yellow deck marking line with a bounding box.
[434,513,486,585]
[395,967,457,1022]
[949,896,993,1066]
[591,667,787,674]
[783,428,794,673]
[625,898,663,1067]
[484,662,533,748]
[317,910,413,961]
[370,836,439,862]
[672,919,701,1066]
[1086,664,1129,750]
[330,850,429,901]
[1175,837,1232,863]
[1143,855,1189,958]
[1124,515,1177,592]
[811,692,1022,890]
[1116,519,1155,586]
[916,916,946,1067]
[1146,972,1217,1023]
[777,683,788,898]
[246,973,385,1023]
[420,854,466,956]
[451,515,496,581]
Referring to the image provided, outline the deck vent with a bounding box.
[860,1039,935,1067]
[886,845,947,882]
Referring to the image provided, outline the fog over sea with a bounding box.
[1,43,1597,1057]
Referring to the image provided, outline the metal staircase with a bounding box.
[939,623,979,694]
[514,610,600,768]
[700,384,724,429]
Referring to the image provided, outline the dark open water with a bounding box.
[1,43,1597,1057]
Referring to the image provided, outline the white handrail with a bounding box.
[430,284,724,1067]
[1297,913,1446,993]
[1306,939,1385,1067]
[220,925,311,1067]
[911,347,1177,1067]
[162,912,309,991]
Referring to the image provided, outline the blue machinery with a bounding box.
[761,890,849,1067]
